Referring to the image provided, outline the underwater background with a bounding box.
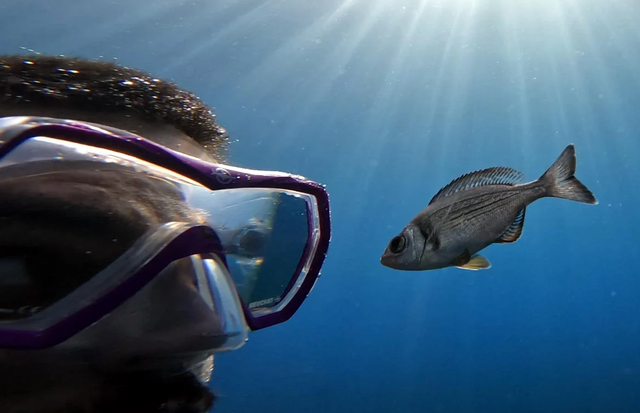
[1,0,639,412]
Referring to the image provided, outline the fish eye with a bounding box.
[389,235,406,254]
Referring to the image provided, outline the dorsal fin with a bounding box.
[495,208,526,244]
[429,166,525,205]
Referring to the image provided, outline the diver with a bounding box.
[0,54,331,413]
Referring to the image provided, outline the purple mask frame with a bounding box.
[0,118,331,347]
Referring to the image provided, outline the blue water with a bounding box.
[2,0,640,412]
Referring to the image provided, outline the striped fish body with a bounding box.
[380,145,597,271]
[412,181,545,269]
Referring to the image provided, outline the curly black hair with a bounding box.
[0,54,229,159]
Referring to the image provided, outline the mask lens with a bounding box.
[186,187,314,316]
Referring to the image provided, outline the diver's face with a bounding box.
[0,107,227,369]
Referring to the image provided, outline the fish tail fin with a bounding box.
[539,144,598,205]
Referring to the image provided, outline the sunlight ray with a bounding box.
[427,1,478,178]
[552,0,613,166]
[162,0,289,74]
[239,1,370,101]
[237,0,394,165]
[64,1,180,56]
[564,0,634,157]
[501,1,535,166]
[384,0,444,161]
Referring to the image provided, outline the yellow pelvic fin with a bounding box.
[456,254,491,270]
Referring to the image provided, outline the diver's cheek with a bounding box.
[60,260,229,362]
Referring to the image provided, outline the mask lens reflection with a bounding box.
[186,188,311,315]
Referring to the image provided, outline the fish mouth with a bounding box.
[380,249,398,268]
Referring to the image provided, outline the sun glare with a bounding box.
[151,0,636,192]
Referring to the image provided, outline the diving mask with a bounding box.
[0,116,331,350]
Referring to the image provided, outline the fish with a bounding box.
[380,144,597,271]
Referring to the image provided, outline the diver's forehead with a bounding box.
[0,105,214,161]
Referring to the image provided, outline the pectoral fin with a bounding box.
[454,251,491,270]
[496,208,526,244]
